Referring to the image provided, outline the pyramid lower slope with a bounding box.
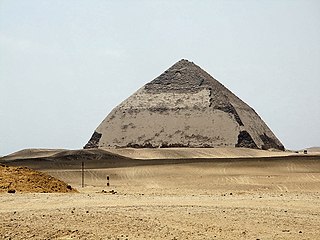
[85,60,284,151]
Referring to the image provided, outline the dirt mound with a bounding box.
[0,164,77,193]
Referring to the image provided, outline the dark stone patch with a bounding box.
[214,103,244,126]
[126,141,215,148]
[121,123,136,131]
[235,131,258,149]
[260,133,285,151]
[121,125,129,130]
[126,142,154,148]
[126,142,191,148]
[185,134,212,142]
[209,97,213,107]
[160,143,190,148]
[161,143,213,148]
[148,106,169,114]
[126,143,142,148]
[84,131,102,149]
[127,108,139,115]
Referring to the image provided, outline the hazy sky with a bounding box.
[1,0,319,155]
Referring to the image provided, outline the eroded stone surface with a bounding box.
[235,131,258,149]
[84,131,102,149]
[85,59,284,150]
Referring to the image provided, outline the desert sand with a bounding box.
[0,148,319,239]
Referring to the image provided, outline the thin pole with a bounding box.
[82,161,84,188]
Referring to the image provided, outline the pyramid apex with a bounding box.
[177,58,192,63]
[144,59,217,93]
[173,58,195,67]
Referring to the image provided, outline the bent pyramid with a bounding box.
[85,59,284,151]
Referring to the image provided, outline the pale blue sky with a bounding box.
[1,0,319,155]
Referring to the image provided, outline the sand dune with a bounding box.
[2,148,66,161]
[0,146,300,162]
[306,146,320,153]
[106,147,295,159]
[1,147,317,173]
[0,148,127,162]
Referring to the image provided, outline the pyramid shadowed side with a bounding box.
[85,59,284,151]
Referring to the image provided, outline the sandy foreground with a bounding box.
[1,154,320,239]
